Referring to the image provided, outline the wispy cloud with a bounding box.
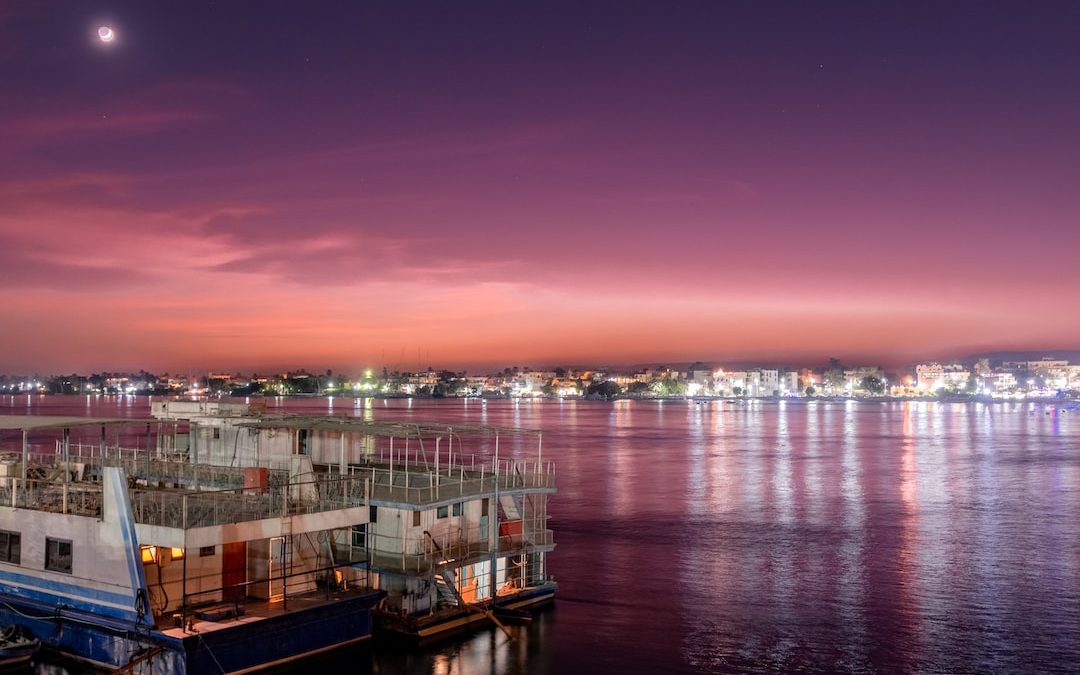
[2,78,246,146]
[0,172,133,204]
[13,109,211,138]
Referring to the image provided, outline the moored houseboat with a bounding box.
[151,402,558,641]
[0,415,384,673]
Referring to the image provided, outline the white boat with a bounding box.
[0,414,385,673]
[151,401,558,641]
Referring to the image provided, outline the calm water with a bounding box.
[4,395,1079,674]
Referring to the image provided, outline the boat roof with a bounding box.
[235,415,541,437]
[0,415,144,431]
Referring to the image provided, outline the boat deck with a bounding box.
[158,586,381,638]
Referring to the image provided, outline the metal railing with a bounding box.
[349,461,555,506]
[367,522,555,574]
[3,472,370,529]
[0,479,103,517]
[49,442,291,490]
[178,561,373,618]
[130,473,370,529]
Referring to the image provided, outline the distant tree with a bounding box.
[554,367,567,378]
[804,385,816,397]
[732,387,745,397]
[46,376,77,395]
[860,375,885,395]
[662,379,688,396]
[230,381,265,397]
[289,376,317,394]
[586,380,622,398]
[823,357,846,390]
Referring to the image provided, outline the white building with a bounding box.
[915,363,945,391]
[914,363,969,392]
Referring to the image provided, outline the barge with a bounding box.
[152,401,558,641]
[0,415,384,673]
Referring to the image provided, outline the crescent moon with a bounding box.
[98,26,114,42]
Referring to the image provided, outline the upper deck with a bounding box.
[1,410,556,523]
[1,469,371,534]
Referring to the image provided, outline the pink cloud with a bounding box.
[13,109,210,138]
[2,78,247,146]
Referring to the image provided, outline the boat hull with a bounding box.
[0,589,384,674]
[376,584,555,642]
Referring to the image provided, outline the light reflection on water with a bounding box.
[3,395,1079,674]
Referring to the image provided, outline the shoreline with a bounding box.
[4,392,1076,406]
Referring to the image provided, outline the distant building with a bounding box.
[915,363,945,391]
[712,369,755,396]
[687,367,713,385]
[993,372,1018,393]
[914,363,969,392]
[780,371,799,394]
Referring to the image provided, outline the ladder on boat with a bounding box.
[435,567,514,639]
[435,568,460,607]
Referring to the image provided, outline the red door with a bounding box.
[222,542,247,601]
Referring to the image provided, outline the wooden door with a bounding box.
[222,542,247,601]
[269,536,286,602]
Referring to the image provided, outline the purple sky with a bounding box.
[1,2,1079,373]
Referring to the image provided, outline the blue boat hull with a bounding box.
[0,589,384,673]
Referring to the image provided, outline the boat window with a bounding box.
[0,530,20,564]
[45,537,73,574]
[481,499,489,517]
[369,505,378,523]
[453,502,463,516]
[200,545,216,557]
[412,510,421,527]
[351,524,366,549]
[437,505,448,519]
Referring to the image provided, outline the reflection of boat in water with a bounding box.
[491,604,534,624]
[0,626,40,668]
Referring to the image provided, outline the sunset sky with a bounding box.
[2,2,1078,373]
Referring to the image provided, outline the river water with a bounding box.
[4,395,1079,674]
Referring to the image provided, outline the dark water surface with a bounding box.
[4,395,1079,674]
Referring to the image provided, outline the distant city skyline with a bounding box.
[2,3,1079,373]
[3,348,1080,379]
[5,352,1080,401]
